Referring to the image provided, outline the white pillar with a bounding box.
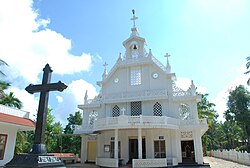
[80,135,87,163]
[194,131,203,164]
[138,128,142,159]
[114,129,119,159]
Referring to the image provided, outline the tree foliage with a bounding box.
[45,108,63,152]
[197,93,218,154]
[225,85,250,152]
[62,111,82,155]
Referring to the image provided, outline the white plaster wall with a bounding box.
[0,124,18,166]
[104,63,172,98]
[97,129,179,164]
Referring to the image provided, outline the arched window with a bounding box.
[153,102,162,116]
[112,105,120,117]
[179,103,190,120]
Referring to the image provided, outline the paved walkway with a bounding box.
[64,157,250,168]
[204,157,250,168]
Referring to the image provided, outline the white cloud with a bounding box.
[175,77,207,94]
[56,95,63,103]
[0,0,92,84]
[7,87,38,120]
[53,79,98,125]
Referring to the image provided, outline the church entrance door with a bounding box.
[181,140,195,164]
[87,141,97,162]
[129,137,146,163]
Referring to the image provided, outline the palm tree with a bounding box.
[0,59,8,76]
[0,92,22,109]
[245,56,250,85]
[197,93,218,154]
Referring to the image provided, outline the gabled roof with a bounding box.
[0,113,35,128]
[98,55,176,86]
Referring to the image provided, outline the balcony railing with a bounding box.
[74,115,208,134]
[104,89,168,103]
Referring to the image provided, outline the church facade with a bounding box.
[74,11,208,168]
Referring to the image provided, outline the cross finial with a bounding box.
[102,62,108,79]
[131,9,138,28]
[164,53,171,64]
[103,62,108,70]
[164,53,171,73]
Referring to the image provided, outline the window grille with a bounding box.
[112,105,120,117]
[110,141,121,158]
[0,134,8,160]
[154,140,166,158]
[153,102,162,116]
[131,101,142,116]
[130,67,141,85]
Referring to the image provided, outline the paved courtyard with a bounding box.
[65,156,250,168]
[203,157,250,168]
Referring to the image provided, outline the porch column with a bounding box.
[114,129,119,159]
[138,128,142,159]
[80,135,87,163]
[194,131,203,164]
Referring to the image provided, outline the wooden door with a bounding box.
[87,141,97,162]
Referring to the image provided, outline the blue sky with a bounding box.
[0,0,250,125]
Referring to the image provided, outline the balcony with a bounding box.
[74,115,208,134]
[103,89,168,103]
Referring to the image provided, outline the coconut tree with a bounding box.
[0,59,8,76]
[197,93,218,154]
[0,92,22,109]
[245,56,250,85]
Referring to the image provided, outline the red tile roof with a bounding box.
[0,113,36,127]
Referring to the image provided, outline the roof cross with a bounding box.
[164,53,171,65]
[131,9,138,28]
[103,62,108,70]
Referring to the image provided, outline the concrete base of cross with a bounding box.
[5,144,65,168]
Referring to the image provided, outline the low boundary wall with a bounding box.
[211,149,250,166]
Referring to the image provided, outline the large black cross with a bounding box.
[25,64,67,154]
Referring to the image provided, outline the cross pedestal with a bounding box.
[5,64,67,168]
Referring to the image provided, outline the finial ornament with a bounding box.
[164,53,171,73]
[164,53,171,65]
[103,62,108,69]
[131,9,138,28]
[102,62,108,79]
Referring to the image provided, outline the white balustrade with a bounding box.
[104,89,168,103]
[74,115,207,133]
[96,158,118,168]
[212,149,250,166]
[132,157,178,168]
[0,104,31,119]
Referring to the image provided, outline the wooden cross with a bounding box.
[131,9,138,28]
[25,64,67,146]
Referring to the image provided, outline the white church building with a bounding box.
[74,10,208,168]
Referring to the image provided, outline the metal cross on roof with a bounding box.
[103,62,108,70]
[164,53,171,65]
[131,9,138,28]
